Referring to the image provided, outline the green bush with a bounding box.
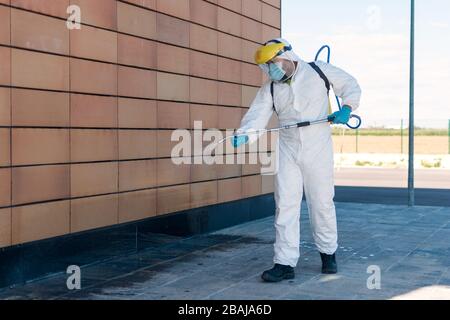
[421,160,442,168]
[355,160,373,166]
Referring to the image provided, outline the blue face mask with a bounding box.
[268,63,286,81]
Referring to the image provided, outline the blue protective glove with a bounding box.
[231,135,249,148]
[329,105,352,124]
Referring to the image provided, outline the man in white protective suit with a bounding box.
[231,38,362,282]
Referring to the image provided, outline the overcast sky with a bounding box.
[282,0,450,128]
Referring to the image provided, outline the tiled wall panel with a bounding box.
[0,0,281,246]
[12,89,69,127]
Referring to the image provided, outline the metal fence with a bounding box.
[331,119,450,155]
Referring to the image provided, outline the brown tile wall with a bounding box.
[0,0,281,247]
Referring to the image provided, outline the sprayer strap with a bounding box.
[308,62,330,94]
[270,82,278,116]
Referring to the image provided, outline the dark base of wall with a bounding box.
[0,194,275,289]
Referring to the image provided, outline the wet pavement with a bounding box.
[1,202,450,300]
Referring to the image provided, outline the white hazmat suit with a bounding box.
[238,40,362,267]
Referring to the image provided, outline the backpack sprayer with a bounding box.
[216,45,362,147]
[314,45,362,130]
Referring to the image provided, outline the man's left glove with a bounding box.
[328,105,352,124]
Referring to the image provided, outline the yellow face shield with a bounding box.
[254,43,286,65]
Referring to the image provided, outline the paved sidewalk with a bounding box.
[1,202,450,300]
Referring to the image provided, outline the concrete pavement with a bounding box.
[1,201,449,300]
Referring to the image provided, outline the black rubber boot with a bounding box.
[261,264,295,282]
[320,252,338,274]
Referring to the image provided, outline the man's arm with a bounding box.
[238,82,274,143]
[315,61,362,111]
